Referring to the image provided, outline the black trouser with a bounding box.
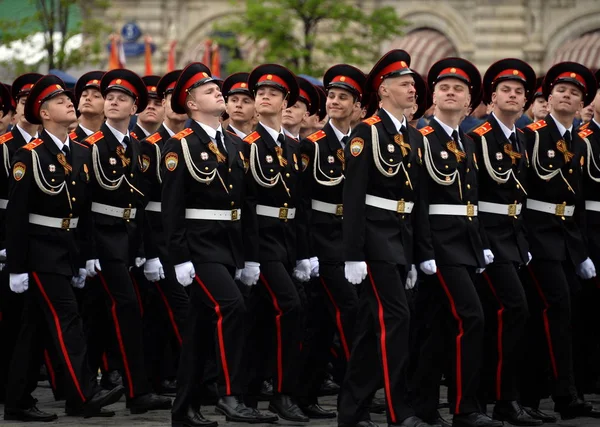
[0,270,24,401]
[411,265,484,418]
[573,276,600,395]
[172,263,246,415]
[6,272,98,409]
[338,261,413,425]
[476,262,529,404]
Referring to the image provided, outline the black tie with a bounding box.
[122,135,130,147]
[452,130,463,151]
[341,136,349,146]
[62,145,71,164]
[564,130,572,147]
[215,131,227,155]
[509,132,519,152]
[277,133,286,147]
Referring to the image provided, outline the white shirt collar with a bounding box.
[381,107,407,132]
[136,123,151,137]
[16,124,37,142]
[229,124,247,139]
[163,123,175,138]
[46,130,69,152]
[260,122,285,146]
[283,128,299,140]
[433,116,460,141]
[549,113,572,137]
[491,112,516,140]
[593,118,600,130]
[79,124,94,136]
[105,121,128,146]
[195,120,223,142]
[329,121,351,144]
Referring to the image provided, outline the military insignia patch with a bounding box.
[440,151,449,160]
[83,164,90,181]
[49,164,56,172]
[165,152,178,171]
[266,155,273,163]
[141,155,151,172]
[388,144,395,153]
[301,154,310,171]
[328,155,335,164]
[336,148,344,165]
[201,152,209,160]
[496,152,503,160]
[109,157,117,165]
[13,162,26,181]
[350,138,364,157]
[547,150,555,158]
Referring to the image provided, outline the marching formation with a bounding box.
[1,49,600,427]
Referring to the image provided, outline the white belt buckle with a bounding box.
[508,203,518,217]
[335,204,343,216]
[555,203,566,217]
[231,209,239,221]
[397,200,406,213]
[60,218,72,230]
[278,207,289,220]
[123,207,132,220]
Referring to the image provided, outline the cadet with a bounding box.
[222,72,256,139]
[72,71,105,142]
[132,75,165,139]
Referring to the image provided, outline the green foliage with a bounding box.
[215,0,406,76]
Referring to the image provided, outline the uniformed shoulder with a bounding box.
[130,131,139,140]
[306,129,326,143]
[362,115,381,126]
[472,121,492,137]
[419,126,435,136]
[85,131,104,145]
[72,140,89,149]
[0,132,14,145]
[145,132,162,144]
[23,138,43,151]
[517,128,524,134]
[68,130,78,141]
[579,127,594,139]
[579,121,590,131]
[173,128,193,140]
[525,119,547,132]
[243,131,261,145]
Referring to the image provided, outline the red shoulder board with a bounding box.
[307,130,326,143]
[72,140,89,149]
[130,131,138,140]
[243,131,261,144]
[517,128,524,133]
[85,131,104,145]
[363,115,381,126]
[473,122,492,137]
[579,128,594,139]
[580,121,590,130]
[173,128,193,140]
[419,126,434,136]
[225,129,238,137]
[526,120,547,131]
[0,132,14,145]
[24,138,43,151]
[69,131,78,141]
[146,132,162,144]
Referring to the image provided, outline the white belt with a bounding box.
[146,201,162,212]
[585,200,600,213]
[429,204,478,216]
[91,202,137,219]
[365,194,414,214]
[29,213,79,229]
[185,208,241,221]
[526,199,574,217]
[256,205,296,220]
[311,200,343,216]
[0,199,7,209]
[479,201,522,216]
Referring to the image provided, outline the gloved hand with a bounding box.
[9,273,28,293]
[134,257,146,268]
[240,261,260,286]
[293,259,312,282]
[526,252,532,266]
[144,257,165,282]
[174,261,195,286]
[476,268,486,274]
[483,249,495,265]
[234,268,242,281]
[309,257,319,278]
[85,259,101,277]
[577,257,596,280]
[419,259,437,275]
[345,261,368,285]
[405,264,417,290]
[71,268,87,289]
[0,248,6,261]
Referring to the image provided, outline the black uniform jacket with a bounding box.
[418,117,486,267]
[243,123,308,266]
[522,115,587,265]
[468,115,529,264]
[343,109,426,266]
[6,130,93,276]
[577,120,600,263]
[69,125,90,144]
[161,121,246,269]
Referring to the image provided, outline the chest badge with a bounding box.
[440,151,449,160]
[327,155,335,164]
[48,164,56,172]
[141,155,150,172]
[495,152,503,160]
[109,157,117,165]
[266,155,273,164]
[387,144,395,153]
[201,152,209,160]
[547,149,555,158]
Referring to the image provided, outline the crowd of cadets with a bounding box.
[0,51,600,427]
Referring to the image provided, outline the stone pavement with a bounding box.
[2,384,600,426]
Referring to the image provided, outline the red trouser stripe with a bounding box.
[97,271,135,398]
[32,273,86,402]
[482,271,505,401]
[43,349,57,390]
[436,270,464,414]
[155,282,183,346]
[101,352,109,372]
[366,266,397,423]
[527,266,558,379]
[321,277,351,361]
[129,273,144,317]
[194,275,231,395]
[260,273,284,393]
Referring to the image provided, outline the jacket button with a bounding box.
[569,169,573,174]
[130,189,134,193]
[71,197,76,202]
[205,167,209,171]
[231,201,235,207]
[330,170,334,174]
[445,165,449,169]
[69,213,73,218]
[408,163,411,168]
[51,179,55,182]
[229,184,233,189]
[284,203,288,207]
[516,184,520,189]
[129,204,132,208]
[229,168,232,173]
[466,168,470,172]
[286,173,290,177]
[72,181,76,185]
[467,184,471,189]
[549,164,553,168]
[270,169,274,173]
[112,170,116,174]
[130,173,134,178]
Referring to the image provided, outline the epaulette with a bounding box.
[579,121,590,131]
[419,126,434,136]
[0,132,14,145]
[69,131,78,141]
[85,131,104,145]
[24,138,43,151]
[526,120,547,131]
[72,140,89,149]
[472,122,492,137]
[130,131,138,140]
[173,128,193,140]
[579,128,594,139]
[307,130,326,143]
[145,132,162,144]
[243,131,261,144]
[363,115,381,126]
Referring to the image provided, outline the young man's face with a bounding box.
[137,97,165,126]
[531,97,548,121]
[282,101,308,129]
[326,88,358,121]
[592,90,600,120]
[104,90,137,121]
[433,78,471,114]
[78,88,104,116]
[548,82,584,115]
[580,102,594,123]
[163,93,188,123]
[492,80,526,115]
[15,96,28,125]
[255,86,287,117]
[186,82,225,117]
[0,110,12,134]
[226,93,255,124]
[40,94,76,126]
[379,75,416,110]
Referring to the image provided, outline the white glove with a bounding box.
[309,257,319,278]
[526,252,532,266]
[345,261,368,285]
[483,249,495,265]
[476,268,486,274]
[143,257,165,282]
[240,261,260,286]
[293,259,312,282]
[577,257,596,280]
[134,257,146,268]
[0,248,6,261]
[419,259,437,275]
[9,273,28,293]
[174,261,195,287]
[71,268,87,289]
[85,259,101,277]
[405,264,417,290]
[234,268,242,280]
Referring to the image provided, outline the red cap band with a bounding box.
[230,82,249,91]
[85,79,100,88]
[257,74,289,91]
[493,69,526,82]
[18,83,35,97]
[437,67,470,83]
[107,78,139,99]
[298,88,311,106]
[179,71,212,107]
[165,81,176,93]
[374,61,411,89]
[555,72,587,91]
[33,84,64,120]
[147,85,158,95]
[330,75,362,95]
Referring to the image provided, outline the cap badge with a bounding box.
[401,61,407,67]
[340,76,346,82]
[267,74,273,80]
[570,73,576,78]
[116,79,122,84]
[241,83,247,88]
[513,70,519,75]
[450,68,456,73]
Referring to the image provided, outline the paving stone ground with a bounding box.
[2,384,600,426]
